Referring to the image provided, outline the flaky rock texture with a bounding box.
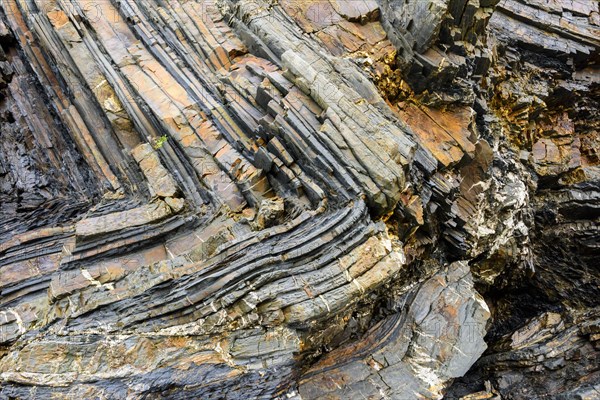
[0,0,598,399]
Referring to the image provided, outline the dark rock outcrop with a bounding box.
[0,0,598,398]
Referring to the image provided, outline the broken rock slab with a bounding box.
[131,142,179,198]
[299,261,490,399]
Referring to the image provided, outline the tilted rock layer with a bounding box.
[0,0,598,398]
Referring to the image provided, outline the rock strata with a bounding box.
[0,0,598,398]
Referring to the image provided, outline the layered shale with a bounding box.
[0,0,598,399]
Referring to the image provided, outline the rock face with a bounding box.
[0,0,597,399]
[300,261,490,399]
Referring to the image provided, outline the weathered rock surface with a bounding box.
[0,0,598,398]
[299,261,489,399]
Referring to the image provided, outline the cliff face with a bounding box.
[0,0,598,398]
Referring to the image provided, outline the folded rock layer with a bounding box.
[0,0,598,399]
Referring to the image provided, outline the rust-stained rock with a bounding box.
[399,103,477,167]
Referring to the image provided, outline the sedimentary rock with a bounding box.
[299,261,490,399]
[0,0,598,398]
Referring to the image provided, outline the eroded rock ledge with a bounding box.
[0,0,598,399]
